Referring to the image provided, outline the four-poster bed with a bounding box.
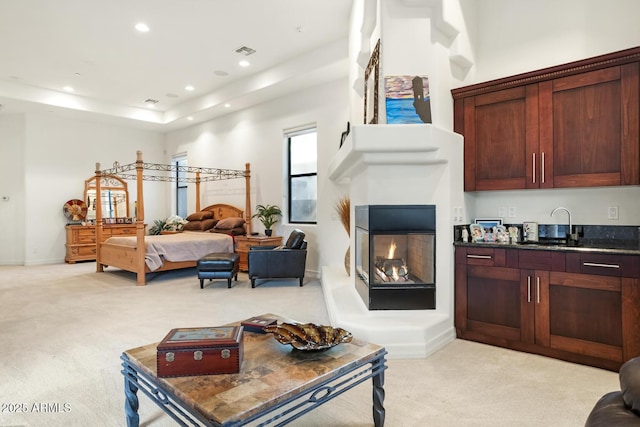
[94,151,252,285]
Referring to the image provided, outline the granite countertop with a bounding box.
[454,241,640,256]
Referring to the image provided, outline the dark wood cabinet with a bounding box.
[455,245,640,371]
[460,85,539,191]
[539,63,640,188]
[453,47,640,192]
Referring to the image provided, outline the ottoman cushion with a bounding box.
[197,253,239,271]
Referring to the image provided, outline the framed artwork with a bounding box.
[384,75,432,124]
[364,39,380,124]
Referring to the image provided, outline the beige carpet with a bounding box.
[0,262,618,427]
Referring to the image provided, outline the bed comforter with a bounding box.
[104,231,234,271]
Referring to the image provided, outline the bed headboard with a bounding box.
[200,204,244,221]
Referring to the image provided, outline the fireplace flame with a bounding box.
[387,241,396,259]
[392,266,400,281]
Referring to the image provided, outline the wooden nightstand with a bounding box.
[235,235,282,271]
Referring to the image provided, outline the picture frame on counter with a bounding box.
[469,224,485,242]
[474,218,503,231]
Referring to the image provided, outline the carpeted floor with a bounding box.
[0,262,618,426]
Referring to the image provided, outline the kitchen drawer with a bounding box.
[566,253,640,278]
[518,250,565,271]
[462,247,506,267]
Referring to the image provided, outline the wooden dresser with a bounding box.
[65,224,137,263]
[234,235,282,271]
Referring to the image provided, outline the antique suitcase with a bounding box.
[157,326,243,378]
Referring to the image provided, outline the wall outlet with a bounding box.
[608,206,619,220]
[508,207,516,218]
[498,206,507,218]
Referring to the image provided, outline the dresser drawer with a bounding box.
[75,229,97,244]
[110,226,136,236]
[73,245,97,257]
[235,240,253,251]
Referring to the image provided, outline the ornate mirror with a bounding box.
[84,175,129,221]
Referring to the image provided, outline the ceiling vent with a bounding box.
[234,46,256,56]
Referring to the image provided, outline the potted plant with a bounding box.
[252,204,282,236]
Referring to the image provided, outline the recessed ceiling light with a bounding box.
[185,85,194,91]
[187,116,194,121]
[224,103,231,108]
[63,86,74,92]
[239,60,250,67]
[135,22,150,32]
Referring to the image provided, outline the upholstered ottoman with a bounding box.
[197,252,240,289]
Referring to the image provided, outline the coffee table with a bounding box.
[120,315,387,426]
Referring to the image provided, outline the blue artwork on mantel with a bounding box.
[384,75,432,124]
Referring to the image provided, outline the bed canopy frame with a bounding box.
[93,150,251,285]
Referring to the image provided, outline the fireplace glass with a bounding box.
[355,205,436,310]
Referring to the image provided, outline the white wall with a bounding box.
[0,114,26,265]
[165,78,351,276]
[461,0,640,226]
[9,113,166,265]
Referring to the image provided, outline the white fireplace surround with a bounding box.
[324,124,464,358]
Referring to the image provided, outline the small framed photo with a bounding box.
[469,224,485,242]
[523,221,539,242]
[474,218,503,232]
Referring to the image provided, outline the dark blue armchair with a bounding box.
[248,229,307,287]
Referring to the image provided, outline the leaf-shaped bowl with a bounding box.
[263,322,353,351]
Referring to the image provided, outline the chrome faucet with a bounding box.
[550,206,574,240]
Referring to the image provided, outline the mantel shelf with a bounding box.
[328,124,459,184]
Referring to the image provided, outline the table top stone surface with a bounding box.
[124,314,385,425]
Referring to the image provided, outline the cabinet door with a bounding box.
[520,270,550,346]
[539,63,640,188]
[462,85,539,191]
[463,264,524,341]
[543,271,623,363]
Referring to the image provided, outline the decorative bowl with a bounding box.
[263,322,353,351]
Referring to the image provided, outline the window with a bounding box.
[174,155,188,218]
[287,128,317,224]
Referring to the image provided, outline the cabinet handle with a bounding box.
[532,153,536,184]
[536,277,541,304]
[527,276,531,303]
[583,262,620,269]
[466,255,492,259]
[541,152,545,184]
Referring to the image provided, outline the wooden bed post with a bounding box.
[245,163,252,235]
[195,170,201,213]
[95,163,104,273]
[136,151,146,285]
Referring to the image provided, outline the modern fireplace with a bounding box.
[355,205,436,310]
